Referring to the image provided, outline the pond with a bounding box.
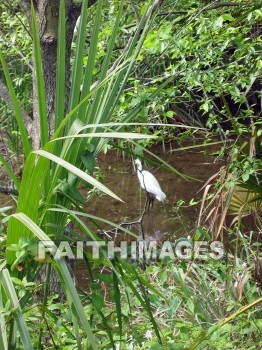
[79,144,223,239]
[0,143,224,288]
[75,143,223,287]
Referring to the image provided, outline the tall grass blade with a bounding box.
[112,268,122,340]
[31,5,49,148]
[0,52,31,158]
[53,58,129,139]
[54,0,66,132]
[34,150,123,201]
[95,1,155,128]
[120,259,166,299]
[6,148,53,265]
[94,75,184,154]
[0,269,33,349]
[68,0,88,116]
[85,0,123,125]
[0,287,8,350]
[53,131,156,141]
[78,0,103,120]
[49,207,138,239]
[56,259,98,349]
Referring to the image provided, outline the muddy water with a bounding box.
[80,145,223,239]
[75,144,223,288]
[0,144,223,288]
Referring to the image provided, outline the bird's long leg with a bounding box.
[146,193,151,212]
[148,194,154,211]
[150,197,154,211]
[148,197,152,211]
[140,195,148,221]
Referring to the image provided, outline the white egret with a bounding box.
[134,159,166,211]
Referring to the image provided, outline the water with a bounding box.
[75,144,223,288]
[79,144,222,239]
[0,143,223,288]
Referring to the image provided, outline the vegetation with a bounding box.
[0,0,261,349]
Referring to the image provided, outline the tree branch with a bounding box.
[201,2,245,12]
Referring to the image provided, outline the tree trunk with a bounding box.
[18,0,81,149]
[16,0,89,295]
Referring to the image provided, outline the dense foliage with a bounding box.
[0,0,261,349]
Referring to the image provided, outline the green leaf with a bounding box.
[96,273,113,284]
[6,151,50,265]
[53,132,156,141]
[81,151,95,175]
[54,0,66,132]
[222,14,234,21]
[112,269,122,339]
[91,292,104,311]
[68,0,88,115]
[189,198,198,206]
[78,0,103,121]
[0,288,8,350]
[202,101,209,112]
[149,344,164,350]
[187,298,195,313]
[214,16,224,29]
[158,270,168,284]
[67,186,86,205]
[195,227,211,241]
[242,173,249,182]
[31,4,48,147]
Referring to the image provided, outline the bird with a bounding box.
[134,159,166,211]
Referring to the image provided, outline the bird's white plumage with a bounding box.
[134,159,166,201]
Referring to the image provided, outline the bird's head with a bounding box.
[134,159,142,170]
